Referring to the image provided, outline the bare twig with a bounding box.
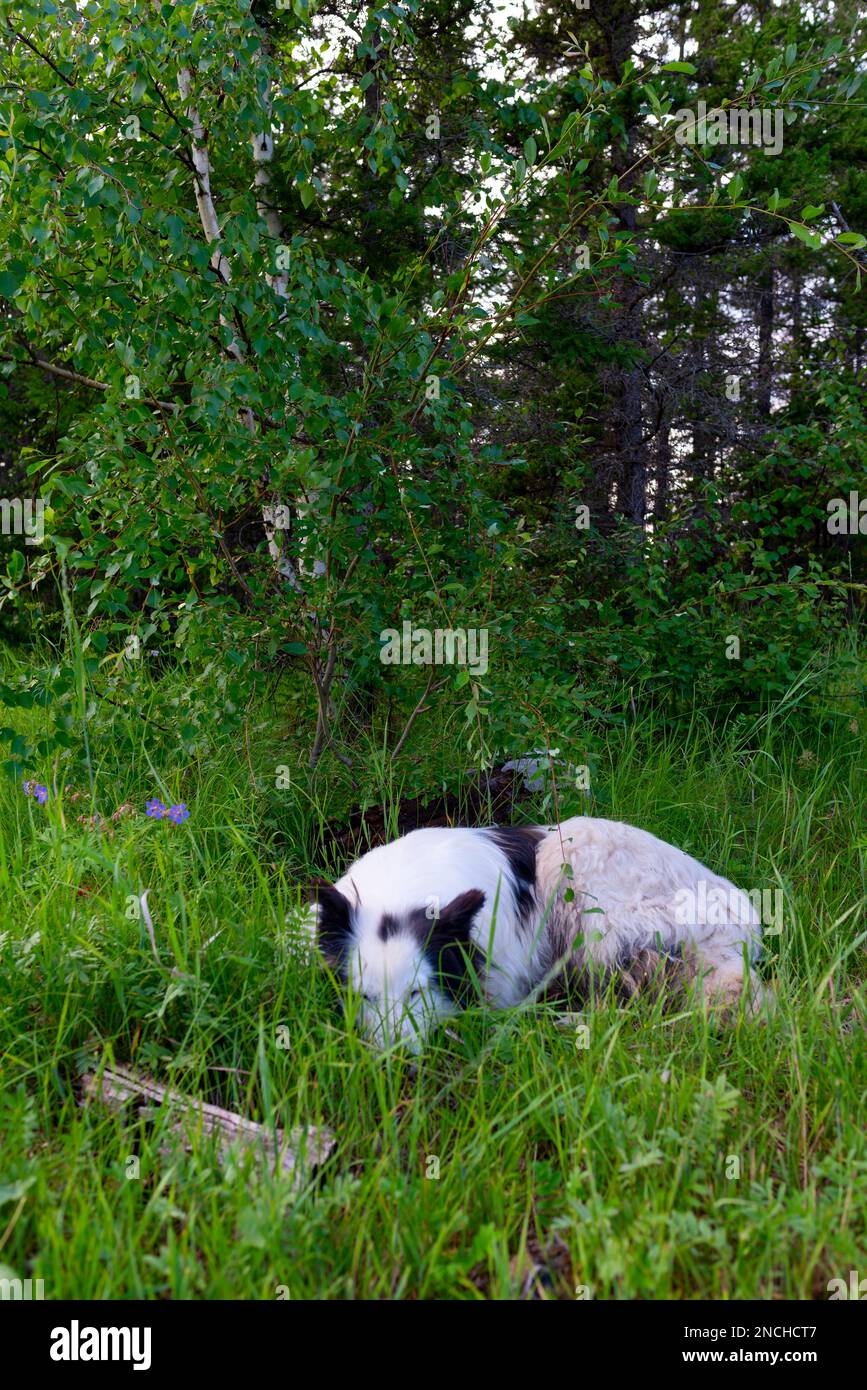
[390,671,448,761]
[309,641,346,769]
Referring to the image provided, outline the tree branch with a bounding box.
[3,343,178,411]
[390,670,447,761]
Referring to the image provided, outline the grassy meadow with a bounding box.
[1,648,865,1300]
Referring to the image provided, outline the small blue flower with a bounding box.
[34,784,48,804]
[166,803,190,824]
[146,798,167,819]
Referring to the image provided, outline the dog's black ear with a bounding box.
[426,889,485,1000]
[310,881,353,966]
[434,889,486,940]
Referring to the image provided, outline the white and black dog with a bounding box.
[309,816,766,1048]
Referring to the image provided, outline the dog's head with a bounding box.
[311,882,485,1050]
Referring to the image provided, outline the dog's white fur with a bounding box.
[537,817,763,1009]
[310,816,764,1048]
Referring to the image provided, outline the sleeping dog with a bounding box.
[309,817,766,1048]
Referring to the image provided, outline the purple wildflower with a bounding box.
[166,803,190,824]
[34,784,48,804]
[22,778,35,797]
[146,798,167,819]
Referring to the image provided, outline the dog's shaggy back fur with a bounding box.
[310,815,764,1047]
[534,816,762,1004]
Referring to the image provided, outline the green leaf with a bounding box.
[661,61,696,74]
[790,222,822,249]
[523,136,537,165]
[0,269,22,298]
[6,550,25,584]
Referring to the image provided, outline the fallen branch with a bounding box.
[81,1064,335,1185]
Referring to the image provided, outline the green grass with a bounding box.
[1,656,865,1299]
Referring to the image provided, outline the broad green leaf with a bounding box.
[790,222,822,249]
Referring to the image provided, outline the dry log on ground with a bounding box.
[81,1064,335,1184]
